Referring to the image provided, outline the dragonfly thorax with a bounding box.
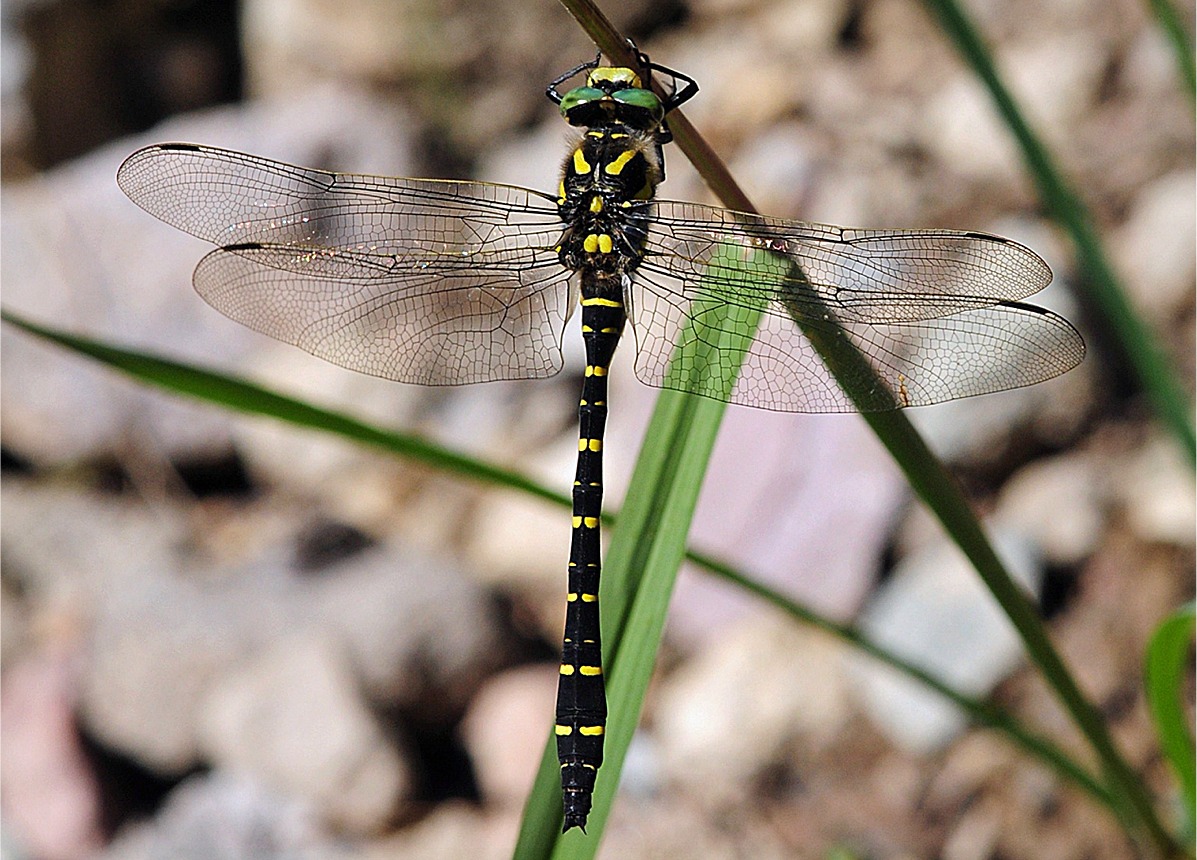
[556,124,660,277]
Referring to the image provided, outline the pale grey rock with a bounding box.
[726,122,819,219]
[995,452,1104,565]
[1,482,214,769]
[4,478,502,810]
[1001,36,1107,143]
[100,772,347,860]
[1122,25,1189,96]
[78,534,503,776]
[462,441,590,645]
[661,32,804,141]
[619,730,664,805]
[462,441,572,602]
[199,635,412,833]
[81,572,275,772]
[654,616,851,805]
[239,0,591,155]
[919,73,1022,183]
[480,121,571,198]
[1112,170,1197,324]
[920,35,1103,181]
[761,0,852,53]
[942,800,1003,860]
[293,543,506,709]
[1107,434,1196,546]
[851,527,1042,753]
[792,159,875,230]
[458,664,557,811]
[242,0,449,96]
[361,802,514,860]
[598,793,794,860]
[219,348,427,509]
[0,479,186,604]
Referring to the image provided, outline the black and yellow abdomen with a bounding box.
[552,86,669,832]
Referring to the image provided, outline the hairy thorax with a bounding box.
[556,125,662,286]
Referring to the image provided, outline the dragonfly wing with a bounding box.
[629,201,1084,413]
[117,143,563,251]
[119,144,571,384]
[193,243,569,385]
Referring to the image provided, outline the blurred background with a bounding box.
[1,0,1193,857]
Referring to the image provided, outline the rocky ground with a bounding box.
[2,0,1193,858]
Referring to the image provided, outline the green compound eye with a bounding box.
[559,86,605,118]
[612,88,662,111]
[612,88,665,123]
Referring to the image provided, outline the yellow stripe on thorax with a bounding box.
[604,149,638,176]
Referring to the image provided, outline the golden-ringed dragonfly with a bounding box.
[117,51,1084,833]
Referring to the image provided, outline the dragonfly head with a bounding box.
[558,66,665,131]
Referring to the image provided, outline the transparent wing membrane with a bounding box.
[118,144,571,384]
[117,144,565,250]
[630,201,1083,412]
[193,244,569,384]
[118,144,1083,407]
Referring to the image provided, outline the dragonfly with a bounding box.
[116,51,1084,833]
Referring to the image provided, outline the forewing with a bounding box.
[630,201,1084,412]
[118,144,571,384]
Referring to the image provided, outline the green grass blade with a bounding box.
[1145,0,1197,102]
[919,0,1196,465]
[1144,602,1196,844]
